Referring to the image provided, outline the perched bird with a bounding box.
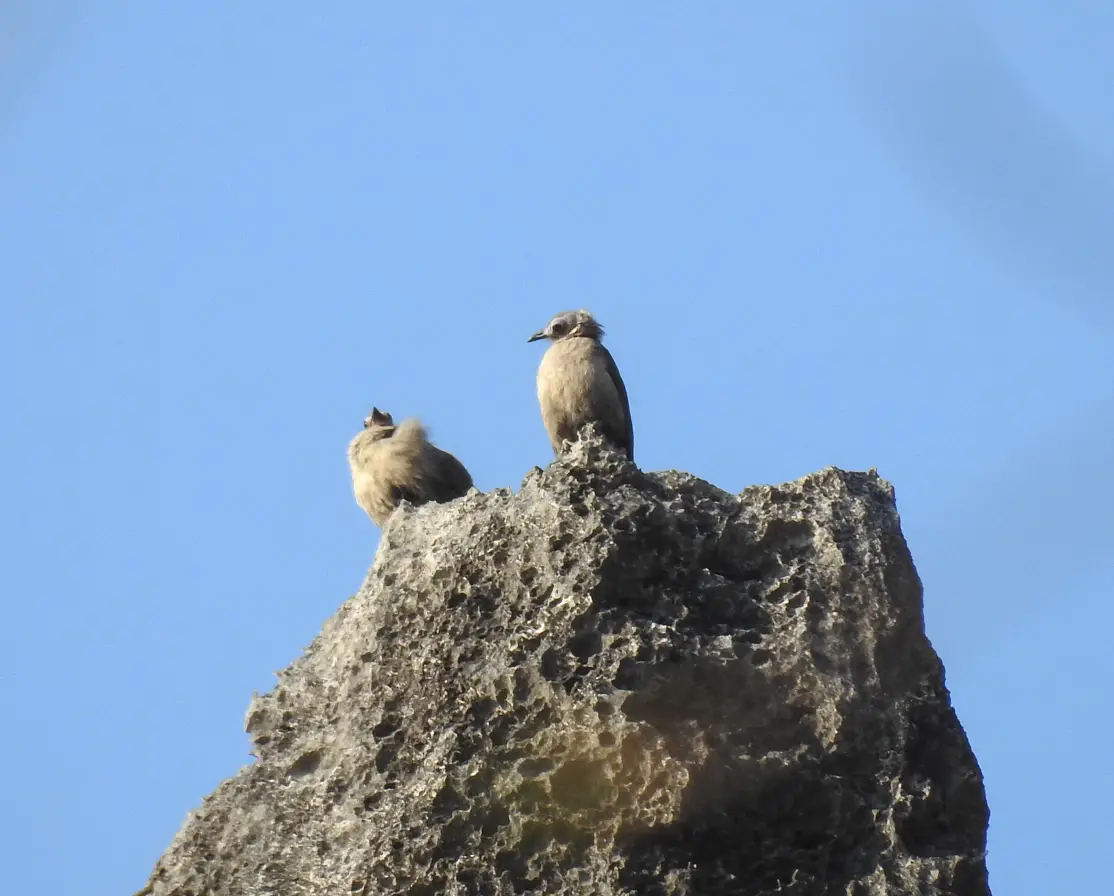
[347,407,473,527]
[528,309,634,461]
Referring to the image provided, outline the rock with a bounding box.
[137,428,990,896]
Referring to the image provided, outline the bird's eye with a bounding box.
[550,320,567,334]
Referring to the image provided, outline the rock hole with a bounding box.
[495,849,526,880]
[736,602,764,627]
[550,758,611,811]
[481,805,511,837]
[375,739,403,773]
[519,821,555,855]
[540,648,561,681]
[372,718,400,739]
[568,630,603,664]
[517,757,557,778]
[451,735,484,764]
[488,718,514,748]
[514,779,547,811]
[287,749,322,778]
[429,784,470,822]
[513,667,535,701]
[469,697,497,723]
[437,815,473,855]
[613,657,642,690]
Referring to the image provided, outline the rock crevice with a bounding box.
[139,432,990,896]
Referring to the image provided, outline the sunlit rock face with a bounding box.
[138,429,990,896]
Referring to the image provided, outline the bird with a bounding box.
[527,309,634,461]
[346,407,474,527]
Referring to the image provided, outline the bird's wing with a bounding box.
[438,452,474,501]
[390,483,424,507]
[598,344,634,462]
[432,448,474,499]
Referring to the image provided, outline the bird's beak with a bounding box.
[527,329,546,343]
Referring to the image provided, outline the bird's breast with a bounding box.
[537,342,605,421]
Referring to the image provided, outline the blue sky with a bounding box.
[3,3,1111,893]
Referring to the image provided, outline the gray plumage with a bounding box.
[528,309,634,461]
[347,407,473,527]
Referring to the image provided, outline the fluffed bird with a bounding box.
[347,407,473,527]
[528,309,634,461]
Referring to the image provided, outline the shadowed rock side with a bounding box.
[138,428,990,896]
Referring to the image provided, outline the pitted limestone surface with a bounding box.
[139,429,989,896]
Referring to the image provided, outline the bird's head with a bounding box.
[362,407,396,439]
[528,309,604,344]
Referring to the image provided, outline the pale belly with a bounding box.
[536,346,614,442]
